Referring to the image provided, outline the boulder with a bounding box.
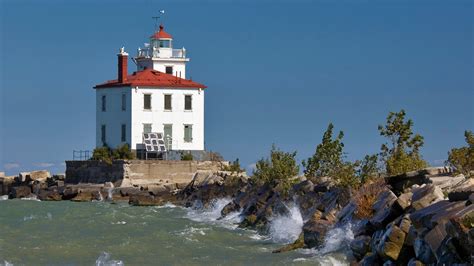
[428,175,465,193]
[394,191,413,211]
[272,233,305,253]
[38,189,62,201]
[22,170,50,183]
[302,218,333,248]
[448,178,473,201]
[375,225,406,261]
[146,184,169,196]
[411,184,444,210]
[0,175,15,195]
[292,180,314,195]
[129,194,163,206]
[398,215,416,246]
[413,237,436,264]
[353,219,376,238]
[350,235,371,260]
[11,186,31,198]
[407,258,424,266]
[410,200,471,231]
[358,253,381,266]
[71,191,93,202]
[370,190,400,229]
[445,210,474,260]
[424,223,447,259]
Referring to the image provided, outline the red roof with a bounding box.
[150,24,172,39]
[94,68,207,89]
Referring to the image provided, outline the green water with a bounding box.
[0,199,350,265]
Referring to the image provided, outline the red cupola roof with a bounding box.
[150,24,173,39]
[94,68,206,89]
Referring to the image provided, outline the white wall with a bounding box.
[96,87,131,148]
[130,87,205,151]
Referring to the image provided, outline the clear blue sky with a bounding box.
[1,0,473,176]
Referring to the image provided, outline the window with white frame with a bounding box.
[184,95,192,111]
[184,125,193,143]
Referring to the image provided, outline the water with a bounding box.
[0,200,351,265]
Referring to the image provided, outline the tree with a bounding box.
[447,130,474,177]
[303,123,359,187]
[253,145,299,194]
[303,123,345,178]
[356,154,380,184]
[378,110,427,176]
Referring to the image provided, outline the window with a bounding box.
[144,94,151,110]
[184,125,193,143]
[121,124,126,142]
[143,123,152,134]
[164,94,172,111]
[159,40,171,48]
[101,124,106,144]
[121,94,126,111]
[164,124,173,149]
[185,95,192,111]
[165,66,173,75]
[101,95,106,112]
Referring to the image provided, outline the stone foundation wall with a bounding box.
[65,160,226,187]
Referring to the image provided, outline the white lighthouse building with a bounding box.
[94,24,206,152]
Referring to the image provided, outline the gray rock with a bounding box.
[395,191,413,211]
[350,235,371,260]
[410,200,471,231]
[448,178,473,201]
[428,174,465,193]
[407,258,424,266]
[11,186,31,198]
[375,224,406,261]
[411,184,444,210]
[414,237,436,264]
[358,253,381,266]
[303,218,333,248]
[370,190,400,229]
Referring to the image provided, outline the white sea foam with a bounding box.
[185,198,243,230]
[1,260,13,266]
[95,252,124,266]
[318,223,354,255]
[268,203,304,244]
[0,195,8,201]
[20,195,40,201]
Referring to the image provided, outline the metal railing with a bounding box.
[73,150,92,161]
[137,47,186,59]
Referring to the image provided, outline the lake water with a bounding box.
[0,198,352,265]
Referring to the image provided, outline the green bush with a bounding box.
[356,154,381,184]
[303,123,360,188]
[181,152,193,161]
[91,143,134,164]
[253,145,299,194]
[222,158,244,174]
[378,110,428,176]
[447,130,474,177]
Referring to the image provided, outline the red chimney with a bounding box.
[117,47,128,83]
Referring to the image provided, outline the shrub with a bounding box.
[353,179,388,219]
[447,130,474,177]
[91,143,134,164]
[303,123,359,188]
[91,146,112,164]
[356,154,381,184]
[378,110,428,176]
[112,144,135,160]
[222,158,244,174]
[181,152,193,161]
[253,145,299,194]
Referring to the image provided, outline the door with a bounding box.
[163,124,173,150]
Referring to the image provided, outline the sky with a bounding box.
[0,0,473,176]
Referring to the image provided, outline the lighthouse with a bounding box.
[94,24,206,152]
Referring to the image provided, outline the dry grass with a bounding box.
[353,178,388,219]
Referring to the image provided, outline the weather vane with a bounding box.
[152,10,165,31]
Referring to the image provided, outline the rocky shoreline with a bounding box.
[0,167,472,265]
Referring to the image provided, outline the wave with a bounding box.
[184,198,243,230]
[268,203,304,244]
[95,252,123,266]
[0,195,8,201]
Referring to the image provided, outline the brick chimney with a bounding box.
[117,47,128,83]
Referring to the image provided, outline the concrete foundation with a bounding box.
[65,160,226,187]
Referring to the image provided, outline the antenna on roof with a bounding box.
[152,10,165,31]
